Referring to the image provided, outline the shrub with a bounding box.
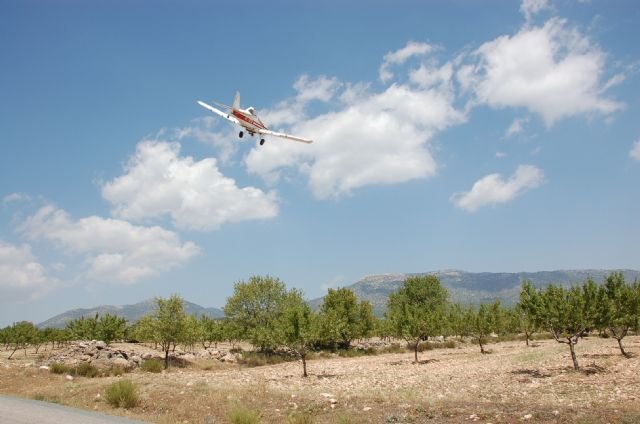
[237,351,292,368]
[228,405,261,424]
[75,362,99,378]
[141,358,163,373]
[288,411,314,424]
[105,380,139,409]
[49,362,70,374]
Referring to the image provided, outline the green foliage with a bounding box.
[105,379,139,409]
[224,275,288,352]
[75,362,99,378]
[96,313,127,344]
[281,289,318,376]
[141,359,164,373]
[228,405,261,424]
[386,275,448,361]
[129,315,158,344]
[199,315,224,348]
[49,362,71,374]
[65,313,126,344]
[66,315,99,340]
[154,294,187,369]
[597,272,640,357]
[180,314,202,352]
[317,287,370,349]
[5,321,39,359]
[463,302,501,354]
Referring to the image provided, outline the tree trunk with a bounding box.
[8,347,19,360]
[524,330,530,347]
[414,341,419,362]
[616,337,630,358]
[164,350,169,369]
[479,338,486,354]
[302,353,308,377]
[568,341,579,370]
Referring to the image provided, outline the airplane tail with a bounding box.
[232,91,240,110]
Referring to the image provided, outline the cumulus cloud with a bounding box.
[101,140,278,231]
[631,140,640,161]
[18,205,199,284]
[174,117,239,164]
[520,0,551,22]
[379,41,434,83]
[460,18,622,125]
[0,240,56,301]
[451,165,545,212]
[245,78,466,199]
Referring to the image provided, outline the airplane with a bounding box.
[197,92,313,146]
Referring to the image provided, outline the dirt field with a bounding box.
[1,336,640,423]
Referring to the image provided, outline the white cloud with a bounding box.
[293,74,342,104]
[495,151,507,158]
[0,240,56,301]
[245,80,466,199]
[18,205,199,284]
[520,0,551,22]
[101,140,278,231]
[3,193,31,205]
[505,117,529,138]
[630,140,640,161]
[175,117,239,164]
[379,41,434,83]
[451,165,545,212]
[461,18,622,125]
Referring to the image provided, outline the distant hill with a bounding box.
[38,298,224,329]
[309,269,640,315]
[40,269,640,327]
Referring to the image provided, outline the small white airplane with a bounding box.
[197,92,313,145]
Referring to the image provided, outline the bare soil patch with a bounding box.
[2,337,640,423]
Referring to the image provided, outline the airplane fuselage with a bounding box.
[232,109,267,135]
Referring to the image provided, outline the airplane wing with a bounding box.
[260,129,313,144]
[197,100,240,125]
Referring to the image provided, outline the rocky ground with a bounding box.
[1,336,640,423]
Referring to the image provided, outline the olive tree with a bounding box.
[599,273,640,357]
[281,289,318,377]
[317,287,370,350]
[386,275,448,362]
[153,294,187,369]
[223,275,288,352]
[539,283,595,370]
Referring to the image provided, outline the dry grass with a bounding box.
[1,337,640,423]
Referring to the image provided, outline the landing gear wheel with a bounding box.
[260,139,265,146]
[239,131,244,138]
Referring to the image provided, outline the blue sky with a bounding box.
[1,0,639,326]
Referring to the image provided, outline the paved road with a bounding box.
[0,395,148,424]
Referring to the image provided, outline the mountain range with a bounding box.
[38,269,640,327]
[38,298,224,329]
[309,269,640,315]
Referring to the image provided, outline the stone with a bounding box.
[39,365,50,371]
[65,375,74,381]
[111,357,130,369]
[95,341,107,349]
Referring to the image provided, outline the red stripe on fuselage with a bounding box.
[232,110,267,131]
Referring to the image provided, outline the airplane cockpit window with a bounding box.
[247,107,256,115]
